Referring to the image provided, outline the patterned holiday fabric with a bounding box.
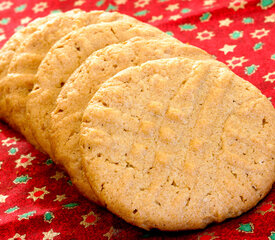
[0,0,274,239]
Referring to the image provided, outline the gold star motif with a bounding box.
[54,194,67,202]
[74,0,85,6]
[204,0,216,6]
[134,0,150,8]
[80,211,100,228]
[264,14,275,23]
[196,30,215,41]
[149,15,163,22]
[50,171,65,181]
[250,28,270,39]
[0,161,2,169]
[2,137,19,147]
[32,2,48,13]
[219,18,233,27]
[228,0,247,11]
[226,56,248,69]
[0,194,8,203]
[169,14,181,21]
[114,0,127,4]
[0,34,5,42]
[15,153,35,168]
[20,17,32,25]
[166,3,179,11]
[8,233,26,240]
[27,186,49,201]
[42,229,60,240]
[103,226,119,240]
[263,72,275,83]
[219,44,236,54]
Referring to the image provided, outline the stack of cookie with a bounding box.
[0,9,274,231]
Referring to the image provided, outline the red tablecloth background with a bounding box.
[0,0,274,239]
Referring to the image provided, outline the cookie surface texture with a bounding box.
[80,57,275,231]
[26,20,165,156]
[50,37,212,202]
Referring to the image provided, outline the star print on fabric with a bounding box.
[20,17,32,25]
[27,186,49,201]
[228,0,247,11]
[0,161,2,169]
[169,14,181,21]
[198,232,219,240]
[149,15,163,22]
[42,229,60,240]
[265,14,275,23]
[219,44,236,54]
[15,153,35,168]
[0,34,5,42]
[50,171,65,181]
[219,18,233,27]
[114,0,127,4]
[0,194,8,203]
[0,1,13,11]
[32,2,48,13]
[8,233,26,240]
[196,30,215,40]
[74,0,86,6]
[256,201,275,215]
[250,28,270,39]
[269,231,275,240]
[54,194,67,202]
[2,137,19,147]
[166,3,179,11]
[226,56,248,69]
[18,210,36,220]
[237,222,254,233]
[103,226,119,240]
[80,211,100,228]
[134,0,150,8]
[263,72,275,83]
[204,0,216,6]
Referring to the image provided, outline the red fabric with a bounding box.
[0,0,274,239]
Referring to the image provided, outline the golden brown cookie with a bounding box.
[80,57,275,231]
[50,37,212,202]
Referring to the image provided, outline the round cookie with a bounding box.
[26,20,167,156]
[80,57,275,230]
[50,37,212,202]
[0,10,134,150]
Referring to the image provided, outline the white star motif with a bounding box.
[8,233,26,240]
[250,28,270,39]
[219,18,233,27]
[114,0,127,4]
[0,161,2,169]
[32,2,48,13]
[0,1,13,11]
[263,72,275,83]
[15,153,35,168]
[196,30,215,41]
[21,17,32,25]
[264,14,275,23]
[219,44,236,54]
[54,194,67,202]
[226,56,248,69]
[27,186,49,201]
[204,0,216,6]
[0,194,8,203]
[2,137,19,147]
[134,0,150,8]
[50,171,65,180]
[228,0,247,11]
[166,3,179,11]
[169,14,181,21]
[42,229,60,240]
[0,34,6,42]
[149,15,163,22]
[74,0,85,6]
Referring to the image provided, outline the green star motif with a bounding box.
[243,17,254,24]
[51,9,62,14]
[269,231,275,240]
[166,31,174,36]
[13,175,32,184]
[181,8,191,13]
[5,206,19,214]
[45,159,53,165]
[134,10,149,16]
[200,12,211,22]
[8,147,18,155]
[230,30,243,40]
[0,18,10,25]
[158,0,168,2]
[271,54,275,60]
[63,203,79,209]
[258,0,274,9]
[253,42,263,51]
[44,211,54,223]
[14,4,27,13]
[179,24,196,31]
[245,65,259,75]
[96,0,105,7]
[106,4,117,12]
[237,223,254,233]
[18,211,36,220]
[15,26,23,32]
[67,179,72,186]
